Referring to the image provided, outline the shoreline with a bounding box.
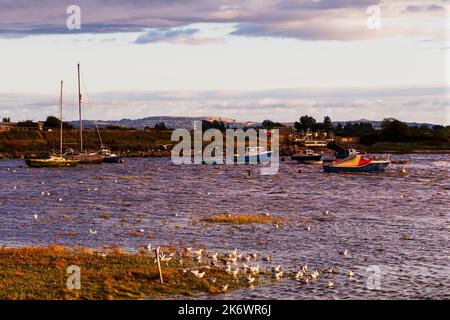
[1,149,449,161]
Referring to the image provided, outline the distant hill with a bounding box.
[330,119,437,129]
[69,116,439,130]
[69,116,259,130]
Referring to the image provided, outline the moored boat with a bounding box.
[97,146,121,163]
[291,149,322,162]
[62,63,103,165]
[26,156,79,168]
[63,150,104,164]
[234,147,272,163]
[323,153,391,173]
[25,81,79,168]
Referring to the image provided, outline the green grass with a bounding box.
[0,246,250,300]
[199,213,283,225]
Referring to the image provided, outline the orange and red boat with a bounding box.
[323,153,391,173]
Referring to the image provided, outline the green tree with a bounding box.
[16,120,38,128]
[380,118,410,141]
[261,119,284,130]
[294,115,316,132]
[154,122,168,130]
[44,116,74,129]
[323,116,332,132]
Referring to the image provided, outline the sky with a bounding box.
[0,0,449,124]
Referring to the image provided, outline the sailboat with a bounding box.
[63,63,104,164]
[25,81,79,168]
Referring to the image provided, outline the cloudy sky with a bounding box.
[0,0,448,124]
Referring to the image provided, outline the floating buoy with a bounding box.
[400,169,407,174]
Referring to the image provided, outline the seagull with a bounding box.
[191,270,205,278]
[311,270,320,280]
[247,274,255,284]
[210,253,218,262]
[323,210,330,215]
[138,229,145,233]
[34,213,38,221]
[306,226,311,232]
[274,223,279,229]
[264,255,272,262]
[301,264,308,273]
[295,271,304,280]
[327,280,334,288]
[219,284,228,292]
[340,249,348,256]
[348,270,354,277]
[147,243,152,253]
[274,271,284,279]
[273,265,282,273]
[208,278,217,284]
[250,265,260,275]
[58,198,63,202]
[231,268,239,277]
[89,228,97,235]
[46,192,50,196]
[194,249,203,256]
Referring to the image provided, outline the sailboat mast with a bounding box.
[78,63,83,152]
[60,81,63,157]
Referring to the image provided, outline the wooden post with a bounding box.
[155,248,164,284]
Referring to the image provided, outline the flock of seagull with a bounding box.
[150,245,355,292]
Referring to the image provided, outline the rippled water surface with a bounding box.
[1,154,449,299]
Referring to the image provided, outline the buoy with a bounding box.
[400,169,407,174]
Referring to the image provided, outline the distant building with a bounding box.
[335,136,360,144]
[0,118,16,132]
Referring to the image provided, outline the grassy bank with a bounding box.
[0,246,251,300]
[0,129,173,157]
[365,141,450,153]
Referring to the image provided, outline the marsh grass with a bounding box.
[99,213,110,219]
[199,213,283,225]
[0,246,246,300]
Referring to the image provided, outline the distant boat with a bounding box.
[26,81,79,168]
[234,147,272,163]
[97,146,121,163]
[291,149,322,162]
[63,63,104,164]
[323,153,391,173]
